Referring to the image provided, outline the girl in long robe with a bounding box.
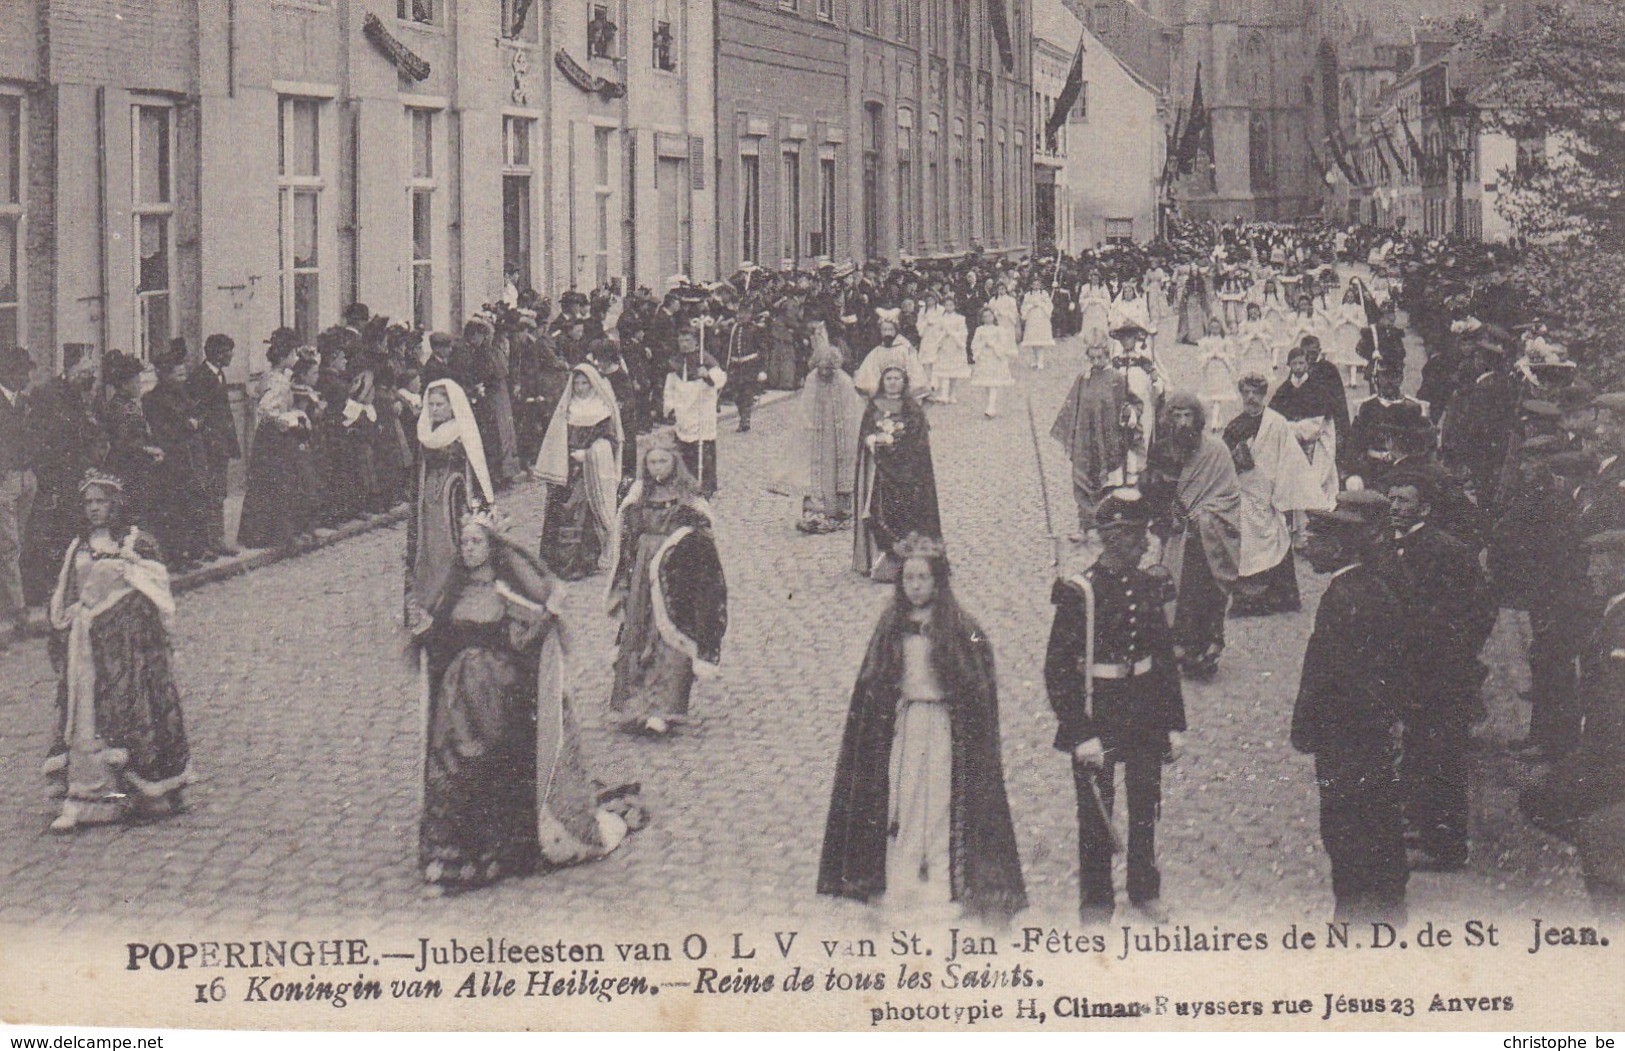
[536,364,624,580]
[416,515,641,894]
[854,368,943,582]
[817,534,1027,919]
[1019,281,1054,370]
[970,307,1018,419]
[930,296,971,404]
[608,435,727,736]
[407,380,495,620]
[237,344,318,550]
[44,473,192,831]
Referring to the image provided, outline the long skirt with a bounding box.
[540,479,607,581]
[609,537,696,726]
[1230,554,1301,615]
[886,699,953,907]
[1174,532,1229,655]
[420,645,540,886]
[237,426,318,549]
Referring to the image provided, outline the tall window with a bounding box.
[816,0,832,19]
[952,119,966,247]
[863,104,883,261]
[588,4,619,59]
[133,105,175,361]
[996,130,1008,243]
[740,150,761,264]
[622,133,637,287]
[502,0,540,41]
[896,116,913,251]
[0,95,21,350]
[815,152,836,258]
[863,0,879,31]
[502,116,535,291]
[397,0,441,26]
[278,96,323,343]
[782,148,802,264]
[652,5,677,72]
[407,107,436,328]
[594,127,613,286]
[893,0,906,40]
[924,123,939,245]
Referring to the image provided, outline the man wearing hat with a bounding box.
[1355,298,1407,376]
[1045,489,1186,926]
[0,345,37,635]
[1384,466,1496,870]
[187,334,242,557]
[1292,489,1409,923]
[20,345,103,602]
[1440,333,1516,506]
[142,336,210,565]
[1522,527,1625,923]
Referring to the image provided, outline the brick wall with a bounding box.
[48,0,194,92]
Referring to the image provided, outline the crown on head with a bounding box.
[645,426,680,453]
[78,468,126,495]
[460,505,507,533]
[893,533,947,561]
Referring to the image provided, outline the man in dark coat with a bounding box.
[0,345,37,634]
[21,346,104,602]
[1441,337,1516,508]
[1355,299,1407,375]
[1292,489,1408,924]
[1523,527,1625,922]
[187,334,242,556]
[1342,363,1430,487]
[1385,466,1496,871]
[1490,446,1591,759]
[142,338,209,565]
[1045,491,1185,926]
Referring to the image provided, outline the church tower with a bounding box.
[1166,0,1328,220]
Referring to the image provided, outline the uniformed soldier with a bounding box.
[1578,391,1625,536]
[1292,489,1409,924]
[1522,528,1625,923]
[1384,466,1496,871]
[1044,490,1185,926]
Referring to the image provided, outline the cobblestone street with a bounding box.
[0,331,1592,937]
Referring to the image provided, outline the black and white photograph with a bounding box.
[0,0,1622,1034]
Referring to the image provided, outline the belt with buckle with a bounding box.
[1090,656,1153,679]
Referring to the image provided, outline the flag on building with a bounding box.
[1045,36,1086,152]
[1399,110,1429,180]
[1175,64,1214,179]
[1380,123,1410,179]
[988,0,1015,72]
[1327,133,1360,187]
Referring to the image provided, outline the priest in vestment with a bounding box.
[1223,373,1334,616]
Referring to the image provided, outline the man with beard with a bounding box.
[1145,392,1242,680]
[1292,489,1408,924]
[21,346,103,602]
[1385,466,1496,871]
[853,313,926,398]
[187,334,242,556]
[1223,373,1330,616]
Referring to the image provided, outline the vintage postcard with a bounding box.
[1,0,1622,1034]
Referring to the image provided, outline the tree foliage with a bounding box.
[1463,2,1625,250]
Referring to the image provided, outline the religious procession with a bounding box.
[0,0,1621,941]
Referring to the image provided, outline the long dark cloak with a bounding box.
[1050,366,1128,494]
[817,603,1028,918]
[853,393,942,572]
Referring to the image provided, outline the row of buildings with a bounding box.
[1,0,1200,384]
[0,0,1549,388]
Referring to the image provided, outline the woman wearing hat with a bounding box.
[238,335,319,550]
[96,350,161,526]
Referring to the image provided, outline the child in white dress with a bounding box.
[970,306,1017,418]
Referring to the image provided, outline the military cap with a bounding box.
[1096,488,1152,530]
[1521,399,1562,419]
[1593,392,1625,414]
[0,345,35,378]
[264,327,301,354]
[1553,381,1598,412]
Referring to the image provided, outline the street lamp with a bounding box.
[1444,91,1479,239]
